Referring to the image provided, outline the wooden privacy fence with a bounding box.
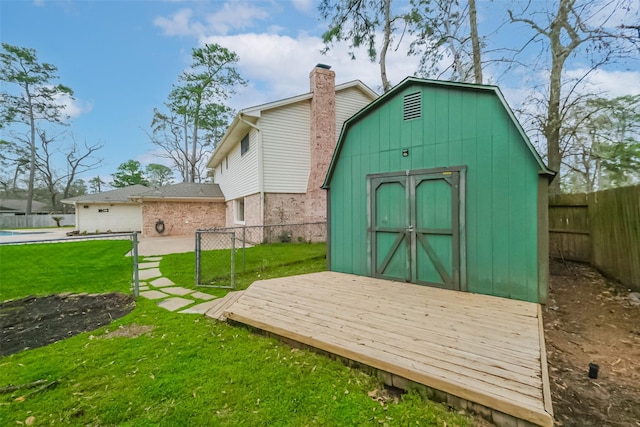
[549,185,640,291]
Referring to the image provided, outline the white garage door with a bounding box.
[78,203,142,233]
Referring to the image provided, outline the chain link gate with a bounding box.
[195,230,237,289]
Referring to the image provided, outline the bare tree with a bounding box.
[34,130,102,212]
[508,0,638,193]
[409,0,484,83]
[0,138,29,195]
[0,44,74,214]
[320,0,412,92]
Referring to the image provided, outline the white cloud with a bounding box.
[202,32,420,110]
[54,92,93,119]
[153,8,199,37]
[565,68,640,98]
[153,2,270,37]
[290,0,313,13]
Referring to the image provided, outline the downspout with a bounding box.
[239,113,264,223]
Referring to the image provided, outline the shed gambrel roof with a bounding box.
[131,183,224,201]
[322,77,555,189]
[207,80,378,168]
[61,185,150,204]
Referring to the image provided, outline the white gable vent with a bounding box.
[403,92,421,121]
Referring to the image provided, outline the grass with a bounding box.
[0,240,132,301]
[159,242,328,294]
[0,240,472,426]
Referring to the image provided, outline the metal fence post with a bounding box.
[230,233,236,289]
[132,232,140,297]
[242,226,246,272]
[195,230,201,287]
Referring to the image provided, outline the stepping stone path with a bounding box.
[134,256,220,313]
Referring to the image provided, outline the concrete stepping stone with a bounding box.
[163,287,193,296]
[158,297,193,312]
[150,277,174,288]
[138,285,150,291]
[138,268,162,280]
[190,291,216,301]
[139,261,160,269]
[143,256,163,261]
[181,298,221,314]
[140,290,169,300]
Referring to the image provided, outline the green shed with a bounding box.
[322,78,555,303]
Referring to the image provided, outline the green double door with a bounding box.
[369,167,464,290]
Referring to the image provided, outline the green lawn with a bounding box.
[0,240,132,301]
[0,241,472,426]
[159,242,328,294]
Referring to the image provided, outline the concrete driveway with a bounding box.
[0,229,197,257]
[134,235,196,256]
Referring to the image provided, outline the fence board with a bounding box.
[590,185,640,291]
[0,214,75,229]
[548,194,590,262]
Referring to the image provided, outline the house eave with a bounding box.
[132,196,225,203]
[208,79,379,170]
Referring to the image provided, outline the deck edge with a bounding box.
[225,310,554,427]
[538,304,554,418]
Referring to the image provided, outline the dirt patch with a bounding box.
[95,323,155,339]
[0,292,135,357]
[545,260,640,426]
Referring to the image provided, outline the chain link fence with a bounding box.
[195,222,326,288]
[0,232,141,298]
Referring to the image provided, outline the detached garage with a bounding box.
[62,185,148,234]
[322,78,555,303]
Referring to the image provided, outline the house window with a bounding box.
[235,198,245,223]
[241,133,250,156]
[403,92,421,120]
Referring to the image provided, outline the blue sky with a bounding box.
[1,0,638,186]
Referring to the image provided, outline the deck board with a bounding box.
[223,272,553,427]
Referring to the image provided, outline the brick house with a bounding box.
[131,183,225,237]
[206,65,377,230]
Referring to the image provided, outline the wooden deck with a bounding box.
[221,272,553,427]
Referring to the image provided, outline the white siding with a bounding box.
[214,129,260,200]
[262,101,311,193]
[77,203,142,233]
[335,87,374,140]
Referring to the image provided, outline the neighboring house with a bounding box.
[0,199,48,215]
[131,183,225,236]
[61,185,149,233]
[322,77,555,303]
[206,64,377,232]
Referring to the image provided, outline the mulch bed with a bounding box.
[0,292,135,357]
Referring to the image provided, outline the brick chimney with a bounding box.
[305,64,336,224]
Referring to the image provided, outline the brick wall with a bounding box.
[142,201,225,237]
[264,193,306,225]
[306,65,336,223]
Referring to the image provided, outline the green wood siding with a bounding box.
[328,84,542,302]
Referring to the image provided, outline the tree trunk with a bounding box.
[544,0,573,195]
[468,0,483,84]
[545,58,563,194]
[379,0,392,92]
[26,84,36,216]
[183,118,189,182]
